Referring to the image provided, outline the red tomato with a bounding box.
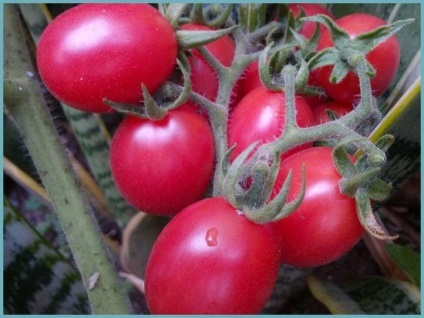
[314,13,400,103]
[272,147,364,267]
[180,23,236,104]
[313,101,354,124]
[37,4,177,113]
[237,61,262,98]
[110,107,215,216]
[228,87,315,162]
[144,197,281,314]
[288,3,335,39]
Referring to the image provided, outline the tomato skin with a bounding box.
[314,13,401,103]
[288,3,335,40]
[110,107,215,216]
[145,197,281,314]
[37,4,177,113]
[228,87,315,162]
[313,101,354,124]
[272,147,364,267]
[180,23,236,103]
[237,61,262,98]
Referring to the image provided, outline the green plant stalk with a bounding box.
[62,107,136,226]
[262,61,385,161]
[3,4,132,314]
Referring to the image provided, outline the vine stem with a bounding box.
[3,4,132,314]
[261,58,386,162]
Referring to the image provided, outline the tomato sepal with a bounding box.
[104,59,191,121]
[355,189,399,241]
[306,15,413,85]
[176,25,239,49]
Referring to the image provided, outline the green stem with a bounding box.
[3,4,132,314]
[261,59,385,161]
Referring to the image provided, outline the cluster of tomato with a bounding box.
[36,3,400,314]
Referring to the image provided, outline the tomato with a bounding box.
[272,147,364,267]
[144,197,281,314]
[287,3,335,40]
[37,4,177,113]
[110,107,215,216]
[313,101,354,124]
[314,13,401,103]
[228,87,315,162]
[237,61,262,98]
[180,23,236,105]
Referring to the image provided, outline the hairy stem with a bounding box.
[3,4,132,314]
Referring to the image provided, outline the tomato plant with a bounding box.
[287,3,335,39]
[9,2,415,315]
[37,4,178,113]
[272,147,364,267]
[110,107,215,216]
[228,86,315,161]
[313,13,401,103]
[313,101,354,124]
[144,197,281,314]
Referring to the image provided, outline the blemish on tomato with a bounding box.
[205,227,219,247]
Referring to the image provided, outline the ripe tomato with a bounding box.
[237,61,262,98]
[272,147,364,267]
[228,87,315,162]
[287,3,335,40]
[314,13,401,103]
[180,23,236,104]
[313,101,354,124]
[37,4,177,113]
[110,107,215,216]
[144,197,281,314]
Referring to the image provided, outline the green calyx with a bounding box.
[332,135,397,240]
[103,59,192,121]
[176,25,239,50]
[221,142,306,225]
[306,14,414,84]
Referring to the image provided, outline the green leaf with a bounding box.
[308,275,421,314]
[307,275,365,314]
[385,244,421,287]
[4,199,90,314]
